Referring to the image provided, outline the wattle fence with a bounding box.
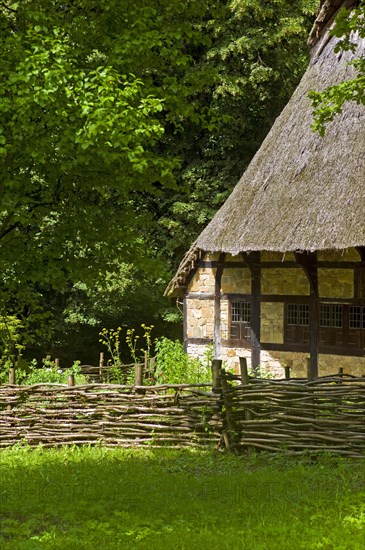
[1,367,364,456]
[0,383,221,449]
[221,375,365,457]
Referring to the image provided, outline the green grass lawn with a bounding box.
[0,445,364,549]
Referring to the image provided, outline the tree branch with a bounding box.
[0,222,19,240]
[0,2,17,13]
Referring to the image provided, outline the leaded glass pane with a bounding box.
[287,304,297,325]
[349,306,361,329]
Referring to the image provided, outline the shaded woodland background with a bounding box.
[0,0,320,365]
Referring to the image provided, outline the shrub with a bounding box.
[154,337,211,385]
[21,357,88,385]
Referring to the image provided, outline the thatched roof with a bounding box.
[166,0,365,296]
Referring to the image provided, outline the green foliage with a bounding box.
[21,357,88,385]
[99,325,154,383]
[310,3,365,135]
[140,323,154,362]
[0,1,317,362]
[99,327,123,364]
[155,0,317,259]
[0,447,364,549]
[0,0,202,331]
[125,328,141,364]
[99,326,131,383]
[154,337,211,384]
[0,315,25,379]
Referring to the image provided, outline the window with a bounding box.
[320,304,343,328]
[287,304,309,326]
[284,302,365,349]
[348,305,365,348]
[230,301,251,341]
[284,304,309,344]
[349,306,365,329]
[319,304,343,346]
[285,302,345,346]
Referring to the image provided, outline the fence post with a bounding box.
[99,352,104,382]
[337,366,344,385]
[220,368,238,452]
[239,357,249,385]
[306,357,314,381]
[211,359,222,391]
[68,374,75,387]
[239,357,253,423]
[284,360,292,380]
[55,358,60,368]
[135,363,144,387]
[9,367,16,385]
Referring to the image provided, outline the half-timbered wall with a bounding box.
[185,248,365,378]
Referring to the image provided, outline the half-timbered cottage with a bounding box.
[165,0,365,379]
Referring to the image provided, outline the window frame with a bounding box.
[284,302,365,350]
[229,299,251,344]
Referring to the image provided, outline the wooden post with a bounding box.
[183,294,188,353]
[220,368,237,452]
[243,252,261,376]
[134,363,144,387]
[55,358,60,368]
[68,374,75,387]
[213,265,224,359]
[211,359,222,391]
[144,351,148,376]
[295,252,319,380]
[306,357,313,381]
[309,293,319,380]
[239,357,249,385]
[338,366,344,385]
[9,367,16,385]
[284,360,292,380]
[240,357,253,421]
[99,352,104,382]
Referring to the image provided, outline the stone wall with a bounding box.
[261,302,284,343]
[221,268,251,294]
[188,267,216,293]
[261,268,309,295]
[186,342,365,379]
[318,268,353,298]
[186,298,214,340]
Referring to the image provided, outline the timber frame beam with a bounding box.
[356,246,365,262]
[213,253,226,359]
[242,251,261,375]
[294,251,319,380]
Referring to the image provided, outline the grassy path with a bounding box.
[0,446,364,549]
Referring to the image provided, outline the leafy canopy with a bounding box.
[0,0,318,362]
[310,2,365,135]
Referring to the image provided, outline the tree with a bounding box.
[154,0,318,261]
[310,2,365,135]
[0,0,215,328]
[0,1,318,362]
